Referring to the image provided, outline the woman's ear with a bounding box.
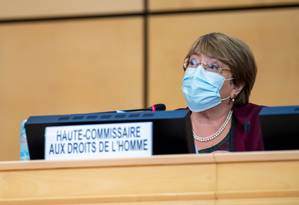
[231,82,244,99]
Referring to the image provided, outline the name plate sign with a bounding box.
[44,122,153,160]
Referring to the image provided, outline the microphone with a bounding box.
[116,103,166,113]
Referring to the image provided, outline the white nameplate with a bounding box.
[44,122,153,160]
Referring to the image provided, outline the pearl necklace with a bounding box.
[193,110,233,142]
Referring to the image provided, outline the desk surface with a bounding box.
[1,150,299,170]
[1,151,299,205]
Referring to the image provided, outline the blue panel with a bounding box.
[260,105,299,116]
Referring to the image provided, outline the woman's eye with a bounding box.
[207,63,220,71]
[189,58,199,67]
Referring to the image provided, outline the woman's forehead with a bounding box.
[189,53,221,63]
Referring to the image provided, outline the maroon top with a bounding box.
[232,103,264,151]
[189,103,264,153]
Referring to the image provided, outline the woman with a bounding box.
[182,32,264,153]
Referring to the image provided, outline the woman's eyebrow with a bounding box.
[208,58,223,65]
[209,60,220,64]
[189,54,200,58]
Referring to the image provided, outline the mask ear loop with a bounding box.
[225,77,234,81]
[221,95,231,101]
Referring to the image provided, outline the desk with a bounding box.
[1,151,299,205]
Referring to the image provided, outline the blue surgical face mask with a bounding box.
[182,66,232,112]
